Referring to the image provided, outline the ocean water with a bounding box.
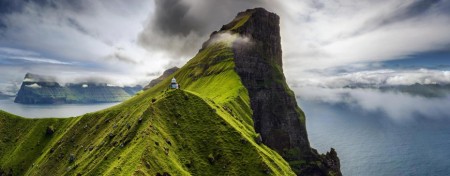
[0,98,119,118]
[2,96,449,175]
[301,100,450,176]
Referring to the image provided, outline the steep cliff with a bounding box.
[204,8,341,175]
[0,8,340,176]
[14,73,140,104]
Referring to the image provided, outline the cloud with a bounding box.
[294,68,450,88]
[0,47,72,65]
[295,87,450,121]
[25,83,41,89]
[0,0,172,87]
[1,0,450,93]
[137,0,272,63]
[207,32,252,46]
[281,0,450,77]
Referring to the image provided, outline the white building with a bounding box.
[170,78,179,89]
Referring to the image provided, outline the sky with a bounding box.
[0,0,450,96]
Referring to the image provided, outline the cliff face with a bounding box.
[214,8,341,175]
[14,73,140,104]
[0,8,340,176]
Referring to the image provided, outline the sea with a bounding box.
[0,98,119,118]
[302,100,450,176]
[1,97,449,175]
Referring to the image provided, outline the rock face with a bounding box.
[14,73,141,104]
[215,8,341,175]
[0,8,340,176]
[144,67,179,90]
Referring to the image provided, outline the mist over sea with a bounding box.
[2,89,450,176]
[0,98,118,118]
[300,89,450,176]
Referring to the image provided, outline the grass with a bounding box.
[0,26,296,175]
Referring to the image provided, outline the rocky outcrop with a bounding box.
[215,8,341,175]
[144,67,179,90]
[14,73,141,104]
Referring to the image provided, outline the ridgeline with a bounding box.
[0,8,340,176]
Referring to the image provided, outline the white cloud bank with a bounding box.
[295,87,450,122]
[295,68,450,88]
[1,0,450,89]
[280,0,450,74]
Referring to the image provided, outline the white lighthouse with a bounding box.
[170,77,179,89]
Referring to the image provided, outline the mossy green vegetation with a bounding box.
[0,33,295,175]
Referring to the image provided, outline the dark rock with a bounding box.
[324,148,341,174]
[155,172,171,176]
[254,134,263,145]
[69,154,75,163]
[240,138,247,144]
[46,126,55,135]
[164,147,169,155]
[58,153,64,159]
[211,8,341,175]
[207,154,215,164]
[144,161,151,169]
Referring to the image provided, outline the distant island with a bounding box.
[14,73,142,104]
[0,8,341,176]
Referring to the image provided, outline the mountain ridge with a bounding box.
[14,73,142,104]
[0,8,340,176]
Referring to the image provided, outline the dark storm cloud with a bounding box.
[138,0,272,61]
[152,0,201,36]
[0,0,85,34]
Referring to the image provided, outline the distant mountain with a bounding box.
[0,8,340,176]
[143,67,179,90]
[123,85,143,95]
[14,73,142,104]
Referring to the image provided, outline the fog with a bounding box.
[295,86,450,122]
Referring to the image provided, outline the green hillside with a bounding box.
[1,8,341,176]
[0,32,294,176]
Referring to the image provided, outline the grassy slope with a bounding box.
[0,20,295,175]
